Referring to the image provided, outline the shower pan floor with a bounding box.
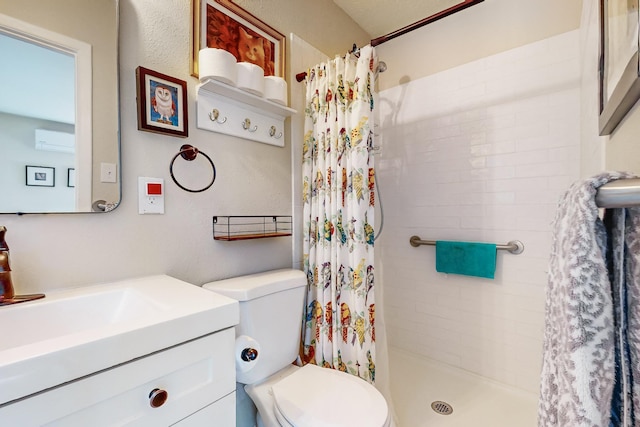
[389,347,537,427]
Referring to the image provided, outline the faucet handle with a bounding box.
[0,226,7,252]
[0,251,9,272]
[0,253,14,299]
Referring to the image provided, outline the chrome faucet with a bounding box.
[0,226,45,305]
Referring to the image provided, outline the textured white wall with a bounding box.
[375,31,580,393]
[578,0,606,176]
[1,0,299,293]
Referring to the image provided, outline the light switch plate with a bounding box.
[138,177,165,214]
[100,163,117,183]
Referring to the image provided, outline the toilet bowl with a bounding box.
[245,364,390,427]
[202,269,389,427]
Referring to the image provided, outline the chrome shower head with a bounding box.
[376,61,387,74]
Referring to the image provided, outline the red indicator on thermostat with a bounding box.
[147,182,162,195]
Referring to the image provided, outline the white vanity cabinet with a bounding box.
[0,327,236,426]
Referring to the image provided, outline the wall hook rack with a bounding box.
[196,79,296,147]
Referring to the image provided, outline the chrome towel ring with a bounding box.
[169,144,216,193]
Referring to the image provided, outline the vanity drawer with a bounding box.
[0,328,235,426]
[174,391,235,426]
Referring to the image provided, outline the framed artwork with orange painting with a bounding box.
[191,0,285,79]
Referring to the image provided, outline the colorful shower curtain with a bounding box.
[301,46,377,383]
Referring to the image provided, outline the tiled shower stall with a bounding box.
[290,29,581,425]
[376,30,580,393]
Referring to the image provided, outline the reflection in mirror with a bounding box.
[0,0,120,214]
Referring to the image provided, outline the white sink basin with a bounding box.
[0,275,238,405]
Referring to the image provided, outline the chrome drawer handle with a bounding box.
[149,388,168,408]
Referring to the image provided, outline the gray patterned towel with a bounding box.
[538,172,640,427]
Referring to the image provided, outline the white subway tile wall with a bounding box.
[376,30,580,393]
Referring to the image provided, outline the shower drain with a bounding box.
[431,401,454,415]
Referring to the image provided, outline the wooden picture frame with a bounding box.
[191,0,285,78]
[599,0,640,135]
[26,166,55,187]
[67,168,76,188]
[136,66,188,138]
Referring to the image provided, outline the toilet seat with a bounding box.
[270,364,389,427]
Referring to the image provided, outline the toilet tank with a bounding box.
[202,269,306,385]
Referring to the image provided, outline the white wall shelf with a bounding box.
[196,79,297,147]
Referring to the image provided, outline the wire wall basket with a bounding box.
[213,216,293,241]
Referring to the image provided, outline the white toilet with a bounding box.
[203,269,390,427]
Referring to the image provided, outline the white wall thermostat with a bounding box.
[138,177,165,214]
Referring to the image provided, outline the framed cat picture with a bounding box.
[191,0,285,79]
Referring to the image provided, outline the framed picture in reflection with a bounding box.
[67,168,75,188]
[25,165,55,187]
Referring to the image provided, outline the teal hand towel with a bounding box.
[435,241,497,279]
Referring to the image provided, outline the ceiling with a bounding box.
[332,0,463,39]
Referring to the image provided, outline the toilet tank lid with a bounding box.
[202,269,306,301]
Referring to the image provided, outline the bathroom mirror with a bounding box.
[0,0,120,214]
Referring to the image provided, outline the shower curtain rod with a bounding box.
[370,0,484,47]
[595,178,640,208]
[295,44,383,82]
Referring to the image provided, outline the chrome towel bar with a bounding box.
[595,178,640,208]
[409,236,525,254]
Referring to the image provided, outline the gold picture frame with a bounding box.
[191,0,285,79]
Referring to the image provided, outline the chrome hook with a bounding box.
[269,125,283,139]
[242,118,258,132]
[208,109,227,124]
